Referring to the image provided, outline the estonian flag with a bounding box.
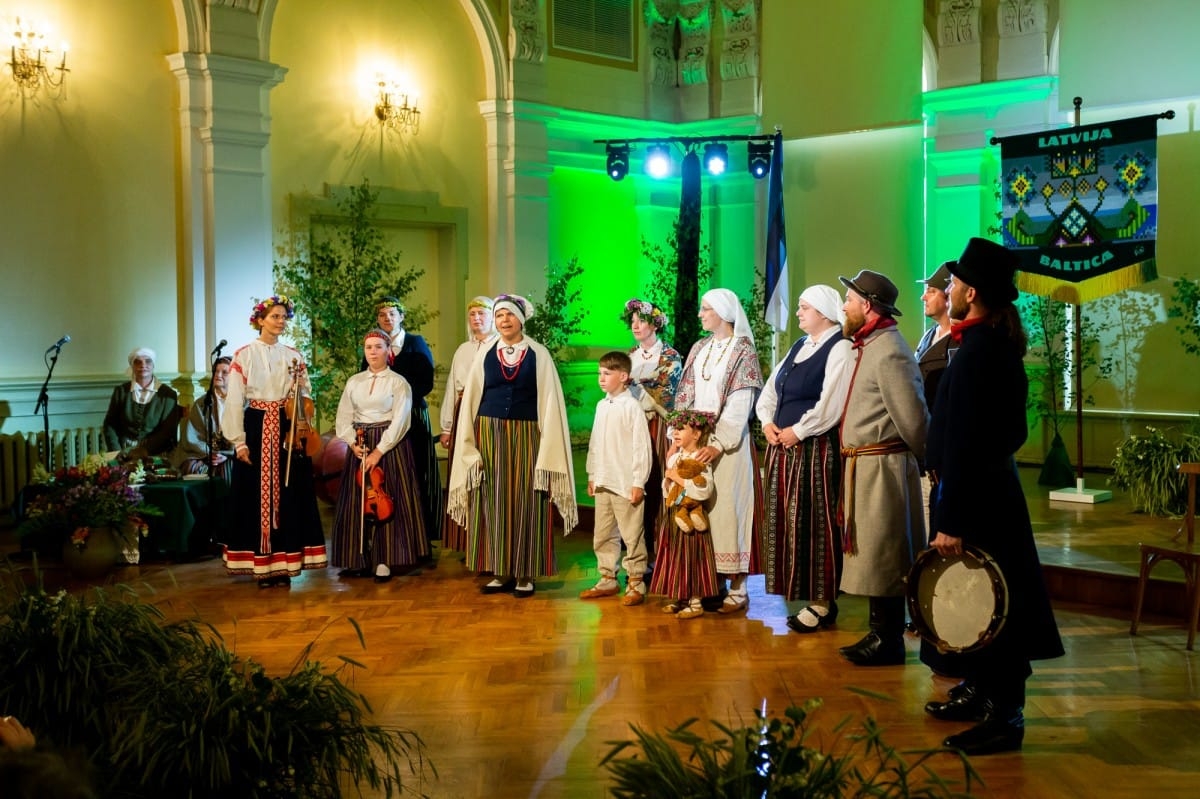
[764,130,789,333]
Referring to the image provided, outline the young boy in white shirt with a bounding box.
[580,351,653,606]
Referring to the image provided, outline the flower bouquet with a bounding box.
[17,455,162,562]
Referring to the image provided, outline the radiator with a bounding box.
[0,427,107,514]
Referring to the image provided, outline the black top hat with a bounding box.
[917,262,953,291]
[839,269,902,317]
[947,238,1019,307]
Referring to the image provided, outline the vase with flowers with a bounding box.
[17,454,162,576]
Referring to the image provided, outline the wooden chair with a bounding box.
[1131,462,1200,650]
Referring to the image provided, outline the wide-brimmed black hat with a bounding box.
[917,262,953,291]
[839,269,902,317]
[947,238,1019,307]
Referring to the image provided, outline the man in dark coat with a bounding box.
[923,237,1064,755]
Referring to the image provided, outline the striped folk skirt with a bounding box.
[222,405,327,580]
[440,393,468,551]
[649,480,720,601]
[466,416,554,579]
[761,428,842,603]
[330,423,430,569]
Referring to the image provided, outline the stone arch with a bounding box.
[921,24,938,91]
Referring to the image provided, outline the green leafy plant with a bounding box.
[523,257,591,410]
[274,179,436,424]
[601,698,981,798]
[16,455,161,552]
[0,579,432,798]
[1167,273,1200,358]
[1110,424,1200,516]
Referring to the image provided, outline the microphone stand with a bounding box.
[199,343,226,558]
[32,346,63,472]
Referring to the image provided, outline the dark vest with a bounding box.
[773,334,841,428]
[477,346,539,421]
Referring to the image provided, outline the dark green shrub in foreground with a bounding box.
[0,579,431,798]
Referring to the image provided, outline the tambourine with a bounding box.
[905,545,1008,654]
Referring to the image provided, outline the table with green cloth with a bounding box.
[139,478,229,556]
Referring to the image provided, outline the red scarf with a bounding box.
[851,316,897,348]
[949,316,987,343]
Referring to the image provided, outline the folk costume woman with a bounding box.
[447,293,577,598]
[755,285,853,633]
[370,297,443,548]
[221,295,327,587]
[622,298,683,565]
[332,329,429,582]
[438,295,498,551]
[674,288,764,613]
[102,346,179,461]
[175,356,233,480]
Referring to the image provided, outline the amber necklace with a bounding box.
[700,336,732,381]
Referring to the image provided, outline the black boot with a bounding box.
[943,704,1024,755]
[839,596,906,666]
[925,684,988,722]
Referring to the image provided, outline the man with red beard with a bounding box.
[922,238,1062,755]
[836,270,928,667]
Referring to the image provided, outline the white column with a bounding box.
[168,52,286,374]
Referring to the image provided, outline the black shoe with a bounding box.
[257,577,274,589]
[700,591,729,612]
[513,580,535,599]
[943,711,1024,755]
[338,568,370,578]
[786,602,839,634]
[374,572,393,583]
[481,577,517,595]
[838,631,906,666]
[925,686,988,722]
[276,575,291,588]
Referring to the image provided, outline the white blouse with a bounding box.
[335,369,413,454]
[439,333,498,433]
[222,339,311,448]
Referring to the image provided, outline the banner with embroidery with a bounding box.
[996,114,1160,303]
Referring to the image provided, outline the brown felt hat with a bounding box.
[839,269,902,317]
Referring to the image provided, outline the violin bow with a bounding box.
[284,358,301,488]
[357,429,367,556]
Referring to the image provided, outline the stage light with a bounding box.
[747,140,772,179]
[606,142,630,181]
[645,143,672,179]
[703,143,728,176]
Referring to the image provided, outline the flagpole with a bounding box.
[1049,97,1112,504]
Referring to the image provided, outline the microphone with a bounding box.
[211,339,228,357]
[46,334,71,353]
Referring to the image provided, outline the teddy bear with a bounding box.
[664,458,710,533]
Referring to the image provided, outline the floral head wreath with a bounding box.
[668,409,715,435]
[363,328,391,346]
[621,298,669,330]
[375,296,406,315]
[249,295,295,330]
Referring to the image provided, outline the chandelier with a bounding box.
[374,79,420,135]
[9,17,69,98]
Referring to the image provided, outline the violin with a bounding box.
[285,360,321,458]
[355,430,394,523]
[358,464,395,523]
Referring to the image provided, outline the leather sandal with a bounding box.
[717,596,748,614]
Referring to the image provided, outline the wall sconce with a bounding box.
[8,17,68,98]
[374,78,420,135]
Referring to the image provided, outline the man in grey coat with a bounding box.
[836,270,929,666]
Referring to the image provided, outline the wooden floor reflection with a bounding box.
[3,467,1198,798]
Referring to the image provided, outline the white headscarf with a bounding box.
[799,284,846,326]
[702,288,754,346]
[493,293,535,326]
[125,346,156,378]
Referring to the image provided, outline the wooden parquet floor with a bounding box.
[4,467,1199,798]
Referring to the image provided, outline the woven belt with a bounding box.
[839,438,910,553]
[248,399,285,552]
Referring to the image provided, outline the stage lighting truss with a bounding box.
[606,142,630,181]
[747,140,772,179]
[596,133,777,182]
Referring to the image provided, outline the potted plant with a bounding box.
[601,698,981,798]
[16,454,161,575]
[1109,425,1200,516]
